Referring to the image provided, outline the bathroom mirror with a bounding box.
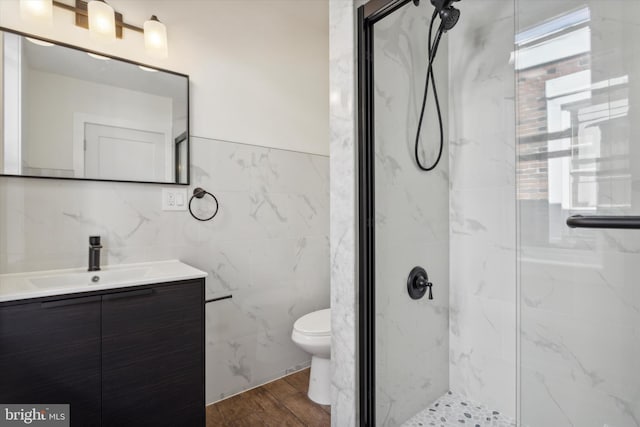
[0,28,189,184]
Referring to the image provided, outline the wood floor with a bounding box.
[206,368,331,427]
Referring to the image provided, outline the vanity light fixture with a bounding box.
[20,0,169,58]
[19,0,53,24]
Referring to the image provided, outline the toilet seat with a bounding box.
[293,308,330,336]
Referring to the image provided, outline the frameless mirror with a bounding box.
[0,28,189,184]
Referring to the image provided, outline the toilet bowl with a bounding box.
[291,308,331,405]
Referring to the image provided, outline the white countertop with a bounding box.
[0,260,208,303]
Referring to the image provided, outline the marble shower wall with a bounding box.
[329,0,359,425]
[0,136,330,404]
[516,1,640,425]
[447,0,517,419]
[373,5,450,426]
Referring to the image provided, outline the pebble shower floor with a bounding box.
[402,391,516,427]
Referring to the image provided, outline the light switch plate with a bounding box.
[162,188,188,211]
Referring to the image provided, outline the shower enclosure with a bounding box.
[358,0,640,426]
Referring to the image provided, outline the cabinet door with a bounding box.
[101,282,204,426]
[0,296,101,426]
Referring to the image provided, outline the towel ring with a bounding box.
[189,187,219,221]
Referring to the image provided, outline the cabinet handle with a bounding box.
[41,295,101,309]
[102,289,154,301]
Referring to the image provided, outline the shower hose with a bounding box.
[414,11,445,171]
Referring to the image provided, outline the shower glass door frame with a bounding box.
[357,1,413,426]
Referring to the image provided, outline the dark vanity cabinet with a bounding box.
[101,283,203,426]
[0,279,204,427]
[0,295,102,426]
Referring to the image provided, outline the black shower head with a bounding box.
[439,5,460,31]
[430,0,461,32]
[429,0,459,12]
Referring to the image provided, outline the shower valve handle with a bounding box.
[416,277,433,300]
[407,266,434,300]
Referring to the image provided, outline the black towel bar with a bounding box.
[205,294,232,304]
[566,215,640,229]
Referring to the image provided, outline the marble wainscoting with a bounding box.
[447,0,517,420]
[0,136,330,404]
[329,0,358,426]
[373,3,450,426]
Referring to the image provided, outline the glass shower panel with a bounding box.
[517,1,640,425]
[372,4,450,426]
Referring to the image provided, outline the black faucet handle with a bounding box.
[89,236,101,246]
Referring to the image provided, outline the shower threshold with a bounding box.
[402,391,515,427]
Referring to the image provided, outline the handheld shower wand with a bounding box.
[413,0,461,171]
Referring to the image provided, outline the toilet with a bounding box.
[291,308,331,405]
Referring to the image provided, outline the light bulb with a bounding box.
[19,0,53,25]
[88,0,116,42]
[144,15,168,59]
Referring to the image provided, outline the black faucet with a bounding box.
[88,236,102,272]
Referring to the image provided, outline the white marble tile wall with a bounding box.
[373,4,450,426]
[329,0,358,425]
[517,1,640,425]
[447,0,517,420]
[0,136,330,404]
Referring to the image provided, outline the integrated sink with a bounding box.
[0,260,207,302]
[30,268,151,289]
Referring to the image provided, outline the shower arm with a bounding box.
[566,215,640,229]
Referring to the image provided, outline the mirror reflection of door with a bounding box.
[84,123,168,182]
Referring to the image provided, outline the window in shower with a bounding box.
[516,5,632,250]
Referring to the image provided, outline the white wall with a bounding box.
[0,0,329,155]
